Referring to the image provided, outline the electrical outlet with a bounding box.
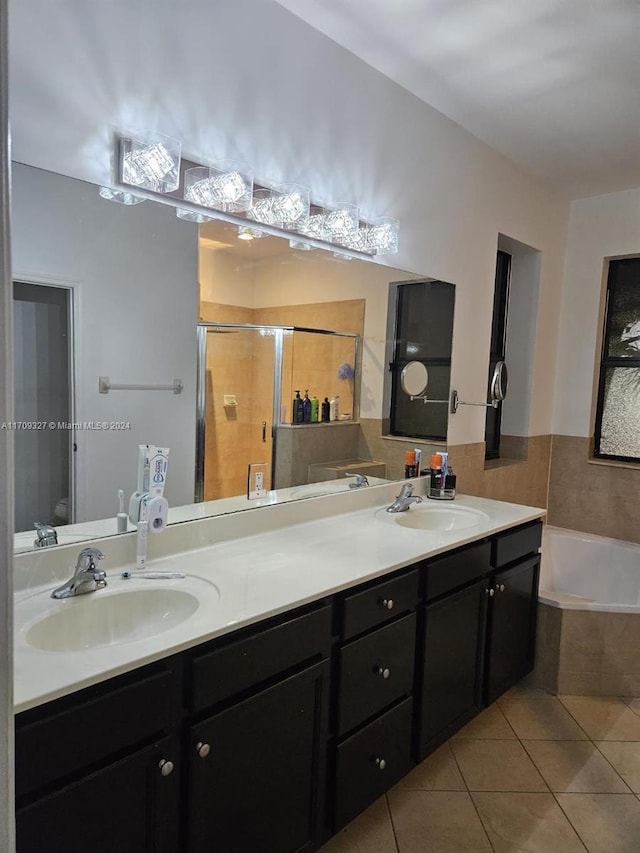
[247,462,268,500]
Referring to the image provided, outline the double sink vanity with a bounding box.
[13,481,544,853]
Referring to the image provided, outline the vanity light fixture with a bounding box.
[324,203,360,246]
[98,186,145,205]
[114,131,400,256]
[184,161,253,213]
[121,131,182,193]
[176,208,215,223]
[367,217,399,254]
[271,183,310,230]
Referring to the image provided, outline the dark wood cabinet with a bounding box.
[417,579,487,758]
[14,518,542,853]
[16,735,181,853]
[484,555,540,704]
[187,660,329,853]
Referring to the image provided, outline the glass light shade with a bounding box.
[237,225,266,240]
[176,208,214,224]
[184,161,253,213]
[343,226,371,252]
[98,186,145,206]
[324,203,359,246]
[368,216,399,254]
[271,183,310,230]
[248,188,278,225]
[121,131,181,193]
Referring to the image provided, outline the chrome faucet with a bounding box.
[34,522,58,548]
[386,483,423,513]
[51,548,107,599]
[348,473,370,489]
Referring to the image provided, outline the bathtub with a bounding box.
[535,526,640,696]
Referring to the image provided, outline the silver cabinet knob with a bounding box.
[380,598,395,610]
[377,666,391,679]
[196,741,211,759]
[486,588,495,597]
[158,759,174,777]
[499,583,506,592]
[375,757,386,770]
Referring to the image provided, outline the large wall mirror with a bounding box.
[11,162,457,554]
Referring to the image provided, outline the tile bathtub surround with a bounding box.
[548,435,640,544]
[320,687,640,853]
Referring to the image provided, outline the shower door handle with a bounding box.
[262,421,267,443]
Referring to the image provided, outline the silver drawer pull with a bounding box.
[377,666,391,679]
[158,758,174,777]
[499,583,506,592]
[196,741,211,759]
[375,757,386,770]
[486,588,495,597]
[380,598,394,610]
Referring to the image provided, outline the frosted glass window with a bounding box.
[594,258,640,461]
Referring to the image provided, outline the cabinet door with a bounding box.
[16,736,180,853]
[485,556,540,704]
[417,579,487,759]
[187,660,329,853]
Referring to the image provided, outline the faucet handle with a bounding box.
[76,547,105,570]
[398,483,414,498]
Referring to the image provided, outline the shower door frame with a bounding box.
[195,322,362,502]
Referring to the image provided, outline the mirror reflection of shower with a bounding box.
[195,323,361,502]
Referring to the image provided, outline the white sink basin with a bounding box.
[379,504,490,532]
[25,588,202,652]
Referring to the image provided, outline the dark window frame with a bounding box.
[484,250,511,460]
[593,257,640,463]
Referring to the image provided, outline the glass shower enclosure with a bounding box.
[195,322,361,502]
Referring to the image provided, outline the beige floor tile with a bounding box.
[500,685,554,700]
[522,740,630,793]
[387,790,491,852]
[500,698,589,740]
[318,796,397,853]
[560,696,640,740]
[623,698,640,716]
[596,742,640,793]
[453,704,517,740]
[393,743,466,791]
[450,739,548,792]
[472,792,587,853]
[556,793,640,853]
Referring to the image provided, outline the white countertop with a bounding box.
[14,490,544,714]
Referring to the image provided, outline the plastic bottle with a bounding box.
[310,395,319,423]
[302,390,311,423]
[430,452,443,493]
[329,395,339,421]
[404,449,417,478]
[321,397,330,422]
[292,390,304,424]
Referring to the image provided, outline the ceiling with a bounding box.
[274,0,640,199]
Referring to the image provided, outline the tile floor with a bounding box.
[320,685,640,853]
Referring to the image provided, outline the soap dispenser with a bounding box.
[302,390,311,423]
[292,390,304,424]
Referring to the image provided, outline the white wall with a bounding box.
[9,0,570,448]
[553,187,640,437]
[11,164,199,523]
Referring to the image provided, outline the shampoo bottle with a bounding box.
[321,397,330,422]
[330,395,339,421]
[292,390,304,424]
[310,395,319,423]
[302,390,311,423]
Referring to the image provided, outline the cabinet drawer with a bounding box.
[334,698,413,829]
[492,520,542,568]
[190,603,331,712]
[341,569,418,640]
[15,659,182,801]
[338,613,416,735]
[425,541,490,602]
